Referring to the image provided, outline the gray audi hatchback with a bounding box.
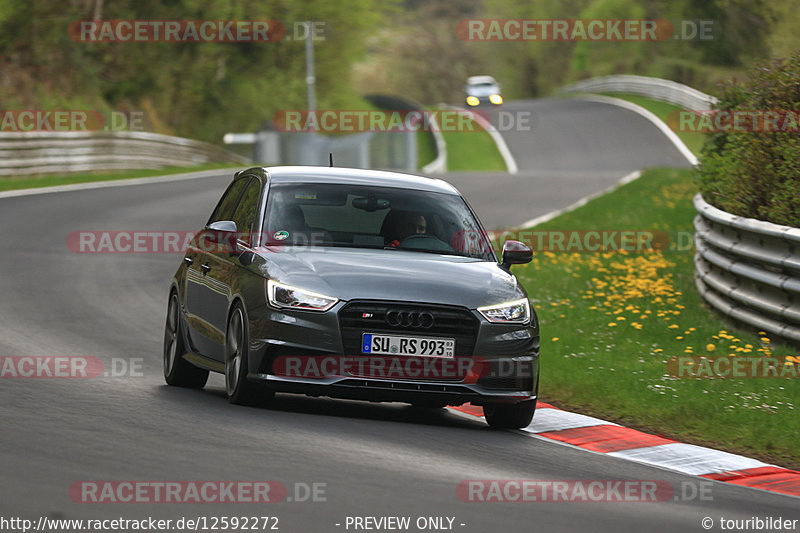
[163,166,539,428]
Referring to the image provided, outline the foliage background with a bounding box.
[698,50,800,225]
[2,0,798,147]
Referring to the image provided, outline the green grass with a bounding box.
[513,167,800,468]
[597,93,708,157]
[0,163,243,192]
[417,131,437,170]
[439,112,506,172]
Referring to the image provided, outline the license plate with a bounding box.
[361,333,455,358]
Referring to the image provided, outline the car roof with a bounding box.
[466,75,498,85]
[261,166,461,195]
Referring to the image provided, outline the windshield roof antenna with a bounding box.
[329,153,334,167]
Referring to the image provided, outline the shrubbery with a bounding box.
[698,50,800,226]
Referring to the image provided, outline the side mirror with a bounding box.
[500,240,532,270]
[209,220,237,233]
[205,220,239,254]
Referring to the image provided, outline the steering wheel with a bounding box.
[399,233,454,252]
[400,233,430,242]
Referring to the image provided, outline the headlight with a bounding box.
[478,298,529,323]
[466,96,480,106]
[267,280,338,312]
[489,94,503,105]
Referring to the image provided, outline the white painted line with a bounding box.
[608,443,772,476]
[516,170,641,229]
[445,105,518,175]
[446,407,484,422]
[0,168,233,199]
[421,112,447,174]
[574,94,698,166]
[522,407,617,433]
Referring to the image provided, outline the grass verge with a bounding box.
[0,163,243,192]
[513,167,800,468]
[417,131,437,170]
[439,111,505,172]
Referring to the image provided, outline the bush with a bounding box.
[697,50,800,226]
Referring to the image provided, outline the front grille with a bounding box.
[339,301,479,380]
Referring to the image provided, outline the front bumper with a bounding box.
[246,300,539,406]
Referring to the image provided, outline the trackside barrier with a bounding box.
[693,193,800,344]
[561,75,718,110]
[0,130,250,176]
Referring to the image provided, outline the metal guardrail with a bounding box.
[562,75,718,110]
[693,193,800,343]
[0,130,250,176]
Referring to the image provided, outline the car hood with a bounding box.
[255,246,525,309]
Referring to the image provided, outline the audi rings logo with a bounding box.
[386,310,434,329]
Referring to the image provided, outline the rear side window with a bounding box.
[209,178,248,224]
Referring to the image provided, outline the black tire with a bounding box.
[225,303,274,406]
[483,399,536,429]
[163,291,209,388]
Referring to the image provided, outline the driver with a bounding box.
[387,212,427,247]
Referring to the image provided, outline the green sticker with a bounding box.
[274,230,289,241]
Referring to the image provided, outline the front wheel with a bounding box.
[163,291,209,388]
[483,399,536,429]
[225,303,274,406]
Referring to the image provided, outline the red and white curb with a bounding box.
[449,402,800,499]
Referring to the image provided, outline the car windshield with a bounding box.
[262,182,495,260]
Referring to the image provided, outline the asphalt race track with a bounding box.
[443,98,692,229]
[1,99,797,532]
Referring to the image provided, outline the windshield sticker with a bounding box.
[273,230,289,241]
[295,191,317,200]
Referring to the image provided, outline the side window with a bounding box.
[231,178,262,238]
[209,178,248,224]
